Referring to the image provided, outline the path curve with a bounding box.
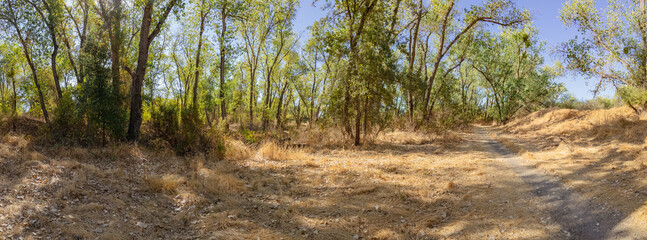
[473,126,626,240]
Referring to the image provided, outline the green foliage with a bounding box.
[49,91,84,142]
[149,102,223,156]
[150,101,181,144]
[78,36,127,143]
[239,127,259,144]
[559,0,647,110]
[556,93,621,110]
[617,85,647,109]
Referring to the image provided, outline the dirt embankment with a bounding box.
[495,106,647,238]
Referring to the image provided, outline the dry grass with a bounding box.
[145,174,187,193]
[224,139,253,161]
[290,127,350,147]
[497,106,647,237]
[0,116,563,239]
[376,130,434,145]
[257,141,308,161]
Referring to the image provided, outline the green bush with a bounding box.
[49,92,85,143]
[150,102,180,141]
[149,103,224,156]
[618,85,647,111]
[50,34,128,145]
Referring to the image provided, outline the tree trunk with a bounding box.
[7,14,49,123]
[11,72,17,115]
[276,82,288,129]
[219,2,228,122]
[127,0,177,141]
[62,31,81,84]
[110,0,122,91]
[354,96,362,146]
[48,25,63,100]
[193,3,208,108]
[249,70,255,128]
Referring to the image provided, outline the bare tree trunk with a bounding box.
[354,96,362,146]
[12,72,17,115]
[193,2,209,108]
[219,2,228,122]
[110,0,122,91]
[5,4,49,123]
[127,0,178,141]
[276,82,288,129]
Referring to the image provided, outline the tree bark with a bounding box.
[7,15,49,123]
[193,2,209,108]
[127,0,178,141]
[219,2,228,122]
[110,0,122,91]
[276,81,288,129]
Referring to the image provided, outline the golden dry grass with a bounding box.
[497,106,647,237]
[224,139,253,161]
[257,141,308,161]
[145,174,187,193]
[0,123,562,239]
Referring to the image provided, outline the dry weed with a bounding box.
[377,130,433,145]
[257,141,308,161]
[145,174,187,193]
[225,139,252,161]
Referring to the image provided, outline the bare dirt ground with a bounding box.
[0,107,646,239]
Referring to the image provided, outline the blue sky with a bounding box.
[293,0,615,100]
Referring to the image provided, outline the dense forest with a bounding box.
[0,0,645,149]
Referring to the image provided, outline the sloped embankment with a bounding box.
[496,106,647,239]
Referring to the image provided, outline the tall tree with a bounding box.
[1,0,50,123]
[25,0,64,100]
[559,0,647,113]
[420,0,526,122]
[238,0,284,128]
[126,0,180,141]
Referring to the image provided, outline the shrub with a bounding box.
[149,103,225,156]
[151,102,180,142]
[50,35,127,145]
[618,85,647,113]
[49,92,85,143]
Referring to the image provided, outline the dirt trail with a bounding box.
[473,125,628,240]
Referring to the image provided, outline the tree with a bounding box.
[24,0,65,100]
[559,0,647,113]
[238,0,287,128]
[1,0,50,123]
[215,0,243,123]
[419,0,527,122]
[126,0,180,141]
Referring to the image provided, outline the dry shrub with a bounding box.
[292,127,348,147]
[225,139,252,161]
[190,159,247,195]
[436,131,463,146]
[257,141,307,161]
[2,134,29,149]
[145,174,187,193]
[377,130,433,145]
[373,229,402,240]
[0,115,43,136]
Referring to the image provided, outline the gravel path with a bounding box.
[474,126,626,240]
